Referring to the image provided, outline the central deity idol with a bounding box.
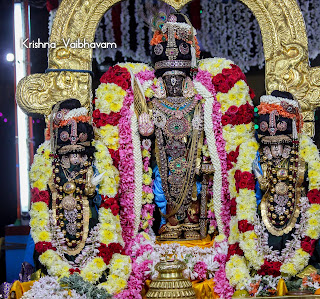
[147,14,206,240]
[131,12,255,241]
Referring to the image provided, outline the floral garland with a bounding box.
[140,139,155,233]
[118,63,155,234]
[190,58,255,292]
[302,272,320,292]
[93,63,157,298]
[22,276,87,299]
[193,71,228,238]
[244,275,280,297]
[93,63,147,293]
[193,57,255,297]
[115,233,154,299]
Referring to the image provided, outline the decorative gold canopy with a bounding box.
[16,0,320,136]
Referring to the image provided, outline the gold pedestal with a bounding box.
[146,257,196,299]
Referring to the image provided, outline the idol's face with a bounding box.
[69,153,81,165]
[163,74,184,97]
[270,144,284,159]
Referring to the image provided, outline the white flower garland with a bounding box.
[120,0,134,61]
[94,8,117,63]
[22,276,86,299]
[194,80,223,236]
[131,103,143,236]
[64,107,88,120]
[133,0,148,62]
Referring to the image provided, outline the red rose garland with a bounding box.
[212,64,255,100]
[93,110,122,128]
[221,103,254,126]
[227,146,240,171]
[100,195,120,216]
[100,65,131,90]
[234,170,255,192]
[257,261,282,277]
[35,241,56,254]
[31,187,50,205]
[227,243,244,262]
[238,220,254,234]
[98,243,123,265]
[307,189,320,204]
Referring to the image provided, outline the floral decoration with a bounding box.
[226,116,320,288]
[192,57,256,296]
[195,58,258,291]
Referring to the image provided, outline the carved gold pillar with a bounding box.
[16,0,320,137]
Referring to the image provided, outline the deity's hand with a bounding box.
[84,167,104,197]
[252,156,263,178]
[138,112,154,136]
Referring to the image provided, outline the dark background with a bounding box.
[0,0,48,238]
[0,0,48,283]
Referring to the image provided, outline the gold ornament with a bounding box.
[146,255,196,299]
[61,195,77,210]
[63,181,76,194]
[275,182,288,195]
[296,265,318,279]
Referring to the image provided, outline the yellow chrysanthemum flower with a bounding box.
[308,218,319,227]
[33,180,46,191]
[281,263,297,275]
[31,202,47,212]
[39,250,55,266]
[100,230,115,244]
[101,222,115,231]
[38,231,50,241]
[93,257,107,270]
[142,174,152,185]
[308,204,320,215]
[142,149,151,158]
[306,228,319,239]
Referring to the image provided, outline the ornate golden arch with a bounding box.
[17,0,320,136]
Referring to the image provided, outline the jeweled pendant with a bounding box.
[275,182,288,195]
[277,168,288,180]
[63,181,76,194]
[164,116,190,140]
[61,195,77,210]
